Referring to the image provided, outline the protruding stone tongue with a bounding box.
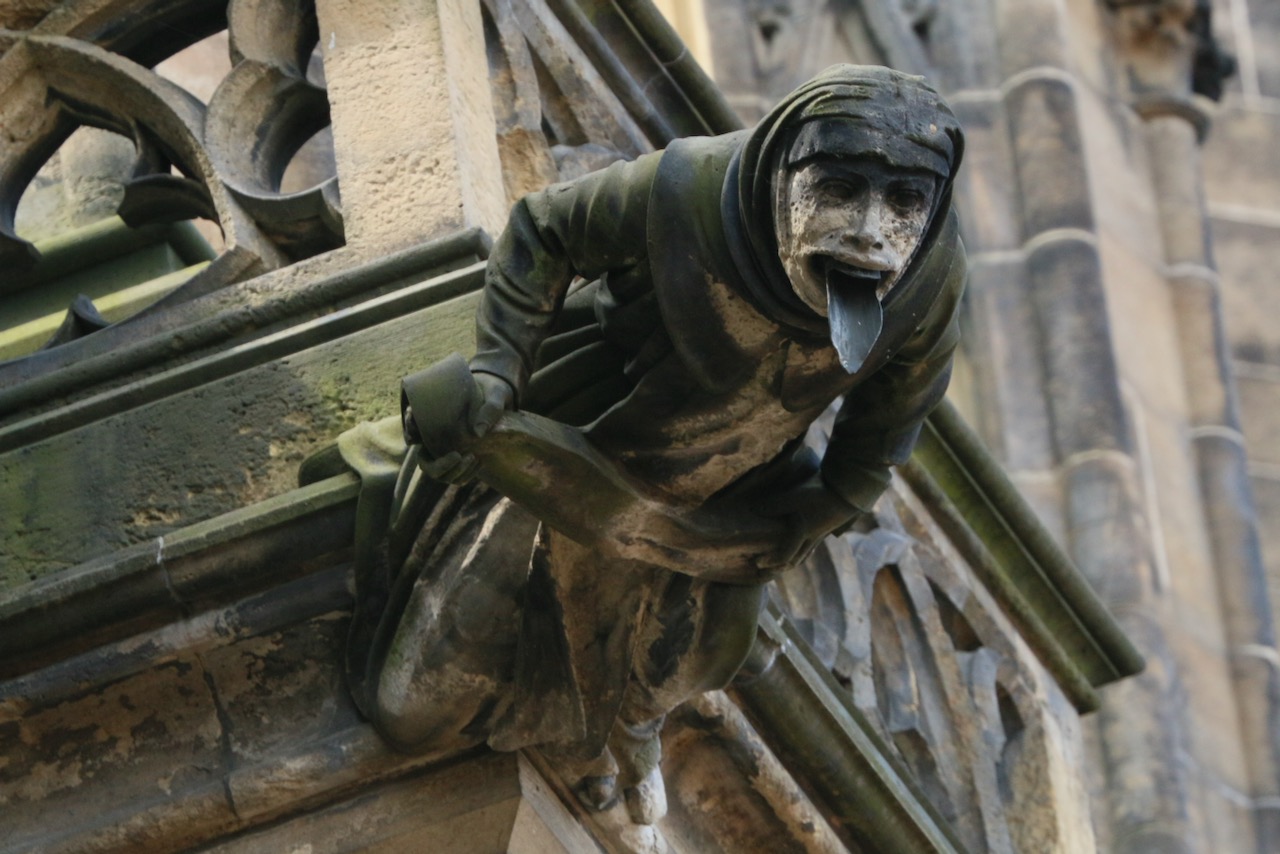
[827,267,884,374]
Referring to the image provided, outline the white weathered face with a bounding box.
[777,156,937,314]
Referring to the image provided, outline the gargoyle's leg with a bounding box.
[628,574,766,714]
[561,575,766,822]
[369,492,538,754]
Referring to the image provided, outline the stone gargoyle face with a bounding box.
[776,155,938,372]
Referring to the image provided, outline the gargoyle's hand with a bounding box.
[470,371,515,437]
[402,405,424,446]
[419,371,515,484]
[756,474,860,569]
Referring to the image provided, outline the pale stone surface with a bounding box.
[153,30,231,104]
[1099,232,1192,419]
[1236,369,1280,467]
[1143,116,1212,268]
[1167,623,1254,794]
[949,94,1022,253]
[1202,102,1280,214]
[1246,3,1280,98]
[1025,236,1128,458]
[1212,216,1280,365]
[0,650,231,851]
[204,753,597,854]
[1251,473,1280,629]
[1168,272,1233,424]
[1130,406,1213,605]
[993,0,1069,79]
[316,0,507,254]
[13,127,133,243]
[1004,74,1093,238]
[6,0,1275,850]
[1057,0,1113,100]
[964,252,1057,471]
[1081,96,1165,269]
[1196,782,1261,854]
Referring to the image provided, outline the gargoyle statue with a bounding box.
[334,64,965,826]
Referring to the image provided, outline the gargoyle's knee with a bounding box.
[372,671,500,754]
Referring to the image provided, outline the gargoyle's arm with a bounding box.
[469,152,661,405]
[820,234,966,512]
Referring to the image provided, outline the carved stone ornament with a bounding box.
[0,0,342,347]
[346,65,967,827]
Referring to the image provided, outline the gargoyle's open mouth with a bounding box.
[818,257,885,374]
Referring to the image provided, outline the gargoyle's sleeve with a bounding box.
[470,152,662,404]
[820,235,966,512]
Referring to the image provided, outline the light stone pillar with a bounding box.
[1143,101,1280,850]
[315,0,508,256]
[1103,1,1280,847]
[988,0,1200,849]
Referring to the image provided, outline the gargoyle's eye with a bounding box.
[887,186,928,212]
[817,178,857,201]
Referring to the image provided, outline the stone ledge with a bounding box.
[904,399,1145,710]
[0,473,359,678]
[0,228,489,421]
[733,606,968,853]
[0,401,1143,706]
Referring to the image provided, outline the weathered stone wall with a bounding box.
[1204,0,1280,648]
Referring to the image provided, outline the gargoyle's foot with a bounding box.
[547,728,669,826]
[576,773,620,812]
[565,765,667,825]
[623,765,667,826]
[611,715,668,825]
[543,744,621,812]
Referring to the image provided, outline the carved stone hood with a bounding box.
[722,63,966,338]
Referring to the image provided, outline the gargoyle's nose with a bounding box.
[847,204,886,253]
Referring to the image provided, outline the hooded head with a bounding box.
[729,65,964,374]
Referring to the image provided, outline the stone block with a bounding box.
[0,651,231,852]
[205,752,595,853]
[1004,74,1094,239]
[1059,0,1113,98]
[1061,453,1147,606]
[1099,233,1190,419]
[1249,473,1280,634]
[316,0,507,252]
[1212,216,1280,365]
[993,0,1068,79]
[1249,0,1280,99]
[201,607,359,765]
[963,253,1057,471]
[1203,105,1280,215]
[662,702,828,853]
[922,0,1002,92]
[1198,783,1261,854]
[1025,236,1127,457]
[1166,623,1253,795]
[1237,370,1280,467]
[1134,407,1215,609]
[1082,99,1163,267]
[951,95,1022,253]
[1094,626,1199,851]
[0,293,478,590]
